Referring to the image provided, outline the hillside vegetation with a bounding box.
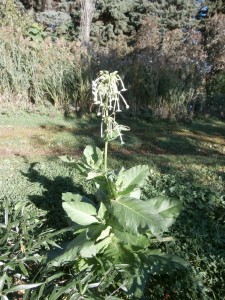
[0,0,224,118]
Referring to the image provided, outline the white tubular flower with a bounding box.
[92,71,130,144]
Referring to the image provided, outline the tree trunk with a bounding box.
[80,0,96,51]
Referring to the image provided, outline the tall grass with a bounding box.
[0,26,84,109]
[0,10,207,118]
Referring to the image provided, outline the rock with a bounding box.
[35,10,71,27]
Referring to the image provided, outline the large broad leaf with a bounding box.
[147,197,182,229]
[96,226,111,242]
[62,192,96,206]
[116,165,149,196]
[80,241,97,258]
[95,175,119,202]
[83,145,103,170]
[104,236,136,264]
[86,171,103,180]
[113,229,149,249]
[111,197,165,235]
[62,193,83,203]
[95,236,112,254]
[94,176,109,201]
[85,224,112,253]
[86,224,106,240]
[50,232,90,266]
[128,188,141,199]
[97,202,107,219]
[63,202,99,226]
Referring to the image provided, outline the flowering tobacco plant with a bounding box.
[92,70,130,173]
[54,71,186,299]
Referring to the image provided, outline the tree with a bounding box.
[80,0,96,50]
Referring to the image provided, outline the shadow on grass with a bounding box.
[34,115,225,159]
[21,162,93,231]
[189,119,225,137]
[37,120,104,155]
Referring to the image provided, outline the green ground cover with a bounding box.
[0,109,224,299]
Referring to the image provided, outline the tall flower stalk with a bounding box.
[57,70,184,299]
[92,70,129,174]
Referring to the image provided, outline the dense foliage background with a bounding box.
[0,0,224,118]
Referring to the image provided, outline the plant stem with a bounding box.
[104,140,108,174]
[104,83,110,175]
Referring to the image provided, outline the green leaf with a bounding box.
[95,236,112,254]
[59,155,76,164]
[113,229,149,248]
[104,236,135,263]
[63,202,99,226]
[28,28,40,34]
[73,162,89,174]
[83,145,103,170]
[80,241,96,258]
[97,202,107,219]
[69,294,84,300]
[107,129,120,141]
[105,297,124,300]
[112,197,165,235]
[96,226,111,241]
[59,156,88,174]
[62,193,83,203]
[50,232,87,265]
[86,171,103,180]
[86,224,106,240]
[19,261,29,277]
[4,283,42,293]
[0,273,7,293]
[126,188,141,199]
[147,197,182,229]
[49,281,78,300]
[62,193,95,206]
[116,165,149,196]
[118,125,130,131]
[46,272,65,283]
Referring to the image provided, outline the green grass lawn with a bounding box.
[0,108,224,299]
